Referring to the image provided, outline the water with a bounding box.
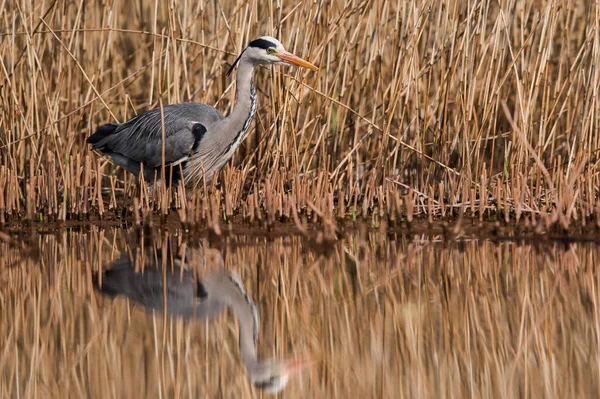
[1,225,599,398]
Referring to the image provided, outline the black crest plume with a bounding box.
[226,38,277,76]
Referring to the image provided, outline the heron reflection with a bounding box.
[94,246,310,394]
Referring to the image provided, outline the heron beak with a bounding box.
[283,356,314,376]
[276,50,319,71]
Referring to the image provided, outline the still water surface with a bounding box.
[1,226,599,398]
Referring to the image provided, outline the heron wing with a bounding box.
[95,253,200,317]
[98,102,224,169]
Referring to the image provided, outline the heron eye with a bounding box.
[266,48,275,55]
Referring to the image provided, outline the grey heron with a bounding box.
[87,36,318,187]
[94,246,311,394]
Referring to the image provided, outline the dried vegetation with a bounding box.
[1,0,600,231]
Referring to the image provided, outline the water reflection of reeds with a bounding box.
[1,228,599,398]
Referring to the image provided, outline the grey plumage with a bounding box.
[95,247,226,319]
[87,36,318,188]
[94,103,222,168]
[89,103,222,183]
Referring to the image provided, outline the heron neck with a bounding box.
[232,60,256,120]
[221,59,258,158]
[215,271,260,370]
[232,295,262,373]
[234,298,260,370]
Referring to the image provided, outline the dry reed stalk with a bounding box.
[0,0,599,227]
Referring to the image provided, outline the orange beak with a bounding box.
[276,50,319,71]
[283,356,314,376]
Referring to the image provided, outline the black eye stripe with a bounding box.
[248,38,277,49]
[253,380,271,389]
[253,376,279,389]
[227,38,279,76]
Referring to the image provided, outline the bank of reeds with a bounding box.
[1,0,599,229]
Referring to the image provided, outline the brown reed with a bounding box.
[1,0,599,230]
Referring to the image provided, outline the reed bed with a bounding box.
[1,0,600,228]
[0,227,598,398]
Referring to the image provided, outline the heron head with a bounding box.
[249,356,312,394]
[227,36,319,75]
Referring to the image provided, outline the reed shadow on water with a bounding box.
[1,225,599,398]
